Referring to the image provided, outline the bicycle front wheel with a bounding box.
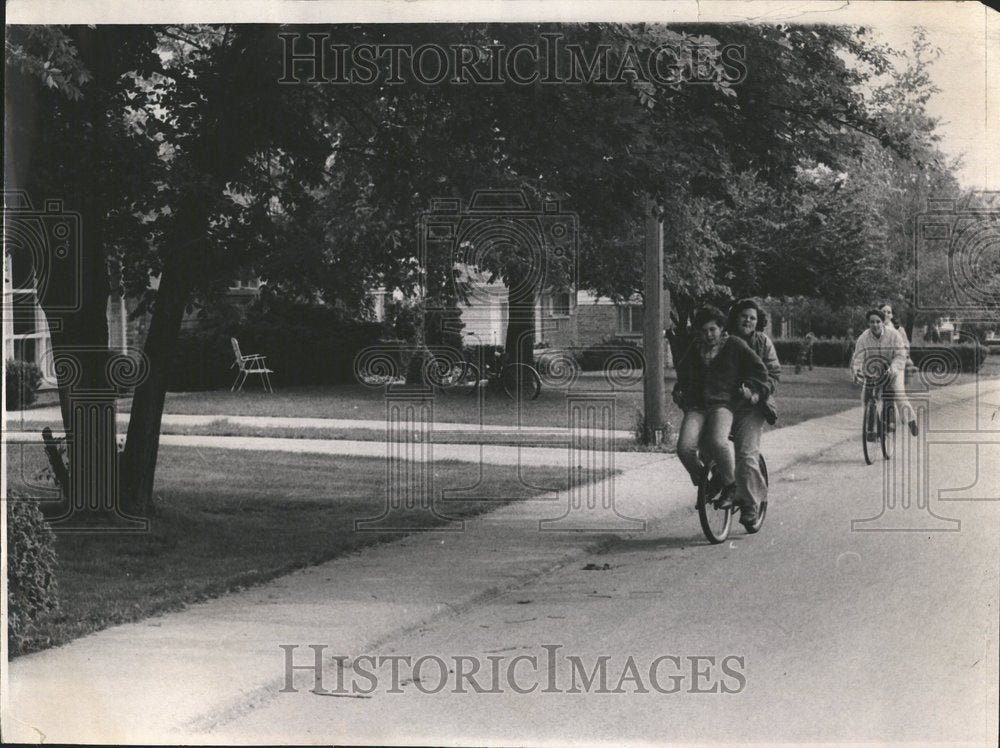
[501,363,542,401]
[863,400,877,465]
[697,466,732,544]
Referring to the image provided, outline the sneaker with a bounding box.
[716,483,737,510]
[909,420,919,437]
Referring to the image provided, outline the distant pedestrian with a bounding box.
[843,327,856,369]
[795,331,816,374]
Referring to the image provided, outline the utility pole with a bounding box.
[642,195,667,444]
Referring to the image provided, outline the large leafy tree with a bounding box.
[6,22,964,521]
[6,25,163,519]
[118,25,353,512]
[710,28,963,330]
[6,25,369,515]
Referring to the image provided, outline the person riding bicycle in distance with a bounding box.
[726,298,780,526]
[673,305,772,529]
[851,309,919,437]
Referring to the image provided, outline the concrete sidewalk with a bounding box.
[3,430,664,470]
[4,379,997,743]
[7,408,635,441]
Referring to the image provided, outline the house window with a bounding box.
[619,305,643,334]
[228,275,261,291]
[548,292,571,317]
[4,253,55,384]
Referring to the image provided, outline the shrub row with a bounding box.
[7,493,60,656]
[572,337,644,371]
[910,344,987,374]
[773,339,855,368]
[171,321,989,390]
[167,317,383,391]
[5,359,43,410]
[772,338,987,373]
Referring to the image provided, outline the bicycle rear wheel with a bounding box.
[863,400,877,465]
[698,466,732,543]
[742,454,768,534]
[501,363,542,401]
[881,402,896,460]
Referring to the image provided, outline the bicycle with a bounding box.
[436,349,541,401]
[697,451,769,544]
[858,372,896,465]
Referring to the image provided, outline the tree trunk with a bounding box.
[503,280,537,368]
[120,261,191,516]
[38,197,120,524]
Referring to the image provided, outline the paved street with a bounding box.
[6,9,999,746]
[5,380,998,744]
[195,383,1000,745]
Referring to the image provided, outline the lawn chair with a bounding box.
[230,337,274,393]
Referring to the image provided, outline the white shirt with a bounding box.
[851,326,907,377]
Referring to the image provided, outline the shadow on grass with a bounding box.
[6,444,612,657]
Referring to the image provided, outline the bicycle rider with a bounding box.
[879,301,917,421]
[673,305,772,529]
[850,308,919,437]
[726,298,780,527]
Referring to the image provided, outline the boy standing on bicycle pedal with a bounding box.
[850,309,919,437]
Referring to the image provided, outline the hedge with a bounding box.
[167,316,383,391]
[773,339,855,368]
[6,493,60,656]
[772,338,987,374]
[5,359,43,410]
[574,337,644,372]
[910,344,987,374]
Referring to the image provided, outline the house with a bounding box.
[3,246,257,389]
[7,240,649,393]
[371,266,646,349]
[3,251,135,388]
[447,269,645,348]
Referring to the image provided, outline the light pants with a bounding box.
[731,405,767,511]
[864,369,914,424]
[677,407,735,488]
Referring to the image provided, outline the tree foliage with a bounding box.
[5,22,967,517]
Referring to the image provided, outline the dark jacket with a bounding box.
[672,335,775,423]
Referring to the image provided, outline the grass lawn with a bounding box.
[15,361,995,450]
[6,445,608,656]
[139,365,872,435]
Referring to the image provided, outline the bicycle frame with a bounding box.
[861,374,896,464]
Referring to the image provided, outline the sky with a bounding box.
[865,3,999,190]
[7,0,1000,189]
